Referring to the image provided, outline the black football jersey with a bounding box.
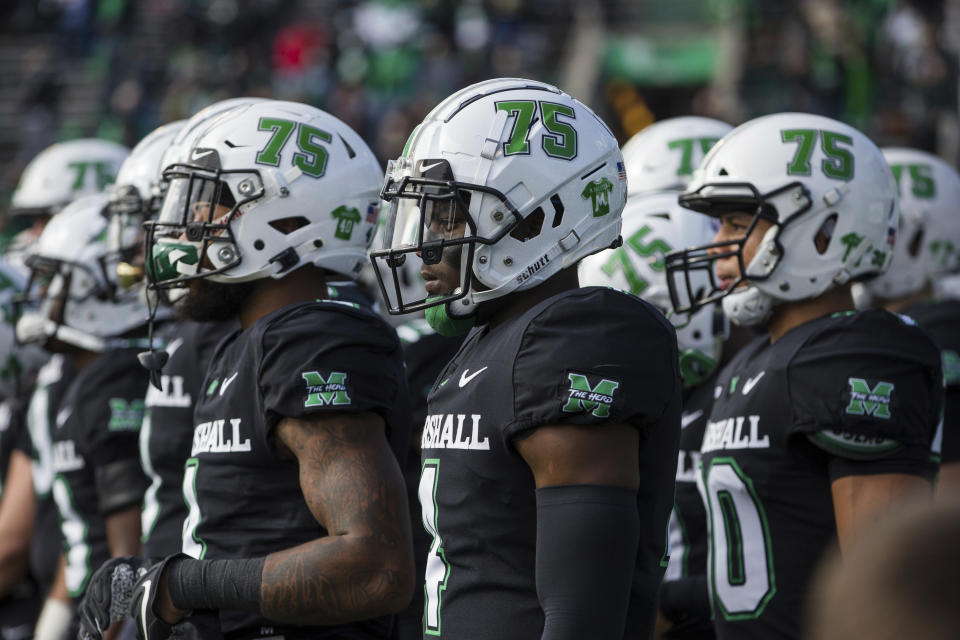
[51,348,150,600]
[903,300,960,464]
[26,355,76,594]
[393,319,463,640]
[419,287,681,640]
[140,319,234,558]
[186,300,409,636]
[699,310,941,640]
[660,372,716,638]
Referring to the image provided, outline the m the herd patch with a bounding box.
[302,371,352,407]
[562,372,619,418]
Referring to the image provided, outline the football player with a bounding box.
[80,99,414,640]
[370,78,681,639]
[664,113,943,639]
[851,147,960,499]
[16,192,154,639]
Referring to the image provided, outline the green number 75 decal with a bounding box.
[256,117,331,178]
[780,129,854,180]
[495,100,578,160]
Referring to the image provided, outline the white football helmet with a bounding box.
[145,100,383,290]
[371,77,626,317]
[857,147,960,302]
[665,112,899,327]
[16,193,149,352]
[580,191,727,386]
[620,116,733,197]
[106,121,187,288]
[11,139,130,217]
[0,259,48,398]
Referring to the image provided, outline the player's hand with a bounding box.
[78,556,152,640]
[129,555,190,640]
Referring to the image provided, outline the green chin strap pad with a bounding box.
[678,349,717,389]
[147,240,200,283]
[424,298,476,337]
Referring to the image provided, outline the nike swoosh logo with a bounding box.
[165,337,185,358]
[139,579,151,640]
[680,409,703,429]
[419,161,445,175]
[56,407,72,428]
[220,371,239,396]
[191,149,215,160]
[459,367,488,388]
[742,371,766,395]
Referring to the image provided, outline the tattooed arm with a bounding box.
[152,411,414,626]
[261,411,414,624]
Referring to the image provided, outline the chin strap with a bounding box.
[138,284,169,390]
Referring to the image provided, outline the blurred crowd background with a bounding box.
[1,0,958,212]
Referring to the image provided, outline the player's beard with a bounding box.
[176,278,257,322]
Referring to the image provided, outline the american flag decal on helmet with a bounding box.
[365,203,379,224]
[616,161,627,181]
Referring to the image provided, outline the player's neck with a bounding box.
[238,267,329,329]
[480,267,580,330]
[878,283,934,313]
[766,285,854,343]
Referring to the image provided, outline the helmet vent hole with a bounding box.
[692,330,702,340]
[510,208,545,243]
[718,168,729,176]
[339,134,356,159]
[268,216,311,234]
[908,228,924,258]
[814,213,838,255]
[254,240,265,250]
[550,194,565,228]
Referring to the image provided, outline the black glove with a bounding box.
[129,555,189,640]
[78,556,153,640]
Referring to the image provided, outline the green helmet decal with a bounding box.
[147,241,200,283]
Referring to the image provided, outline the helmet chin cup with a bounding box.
[722,286,773,327]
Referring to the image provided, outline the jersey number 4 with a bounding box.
[699,458,776,620]
[419,459,450,636]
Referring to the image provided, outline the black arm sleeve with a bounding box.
[535,484,640,640]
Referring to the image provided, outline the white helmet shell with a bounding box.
[862,147,960,301]
[147,100,383,288]
[372,77,626,315]
[621,116,732,197]
[667,112,898,327]
[109,120,187,219]
[16,193,150,352]
[11,139,130,216]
